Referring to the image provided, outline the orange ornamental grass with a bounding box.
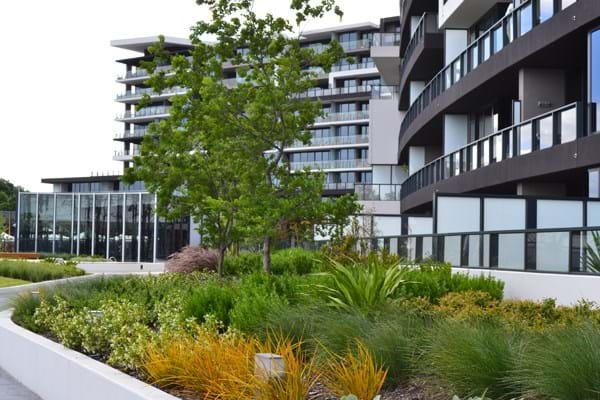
[322,340,388,400]
[143,330,319,400]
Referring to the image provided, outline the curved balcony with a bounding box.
[330,61,376,73]
[113,149,140,162]
[114,128,149,141]
[115,106,170,123]
[313,110,369,125]
[398,0,437,54]
[115,86,187,103]
[116,65,173,83]
[399,0,584,153]
[398,12,443,110]
[286,134,369,151]
[290,158,370,171]
[400,103,589,212]
[355,184,402,201]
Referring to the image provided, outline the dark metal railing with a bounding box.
[401,102,582,199]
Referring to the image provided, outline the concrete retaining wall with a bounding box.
[0,310,178,400]
[453,268,600,305]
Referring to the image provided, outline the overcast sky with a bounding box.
[0,0,398,192]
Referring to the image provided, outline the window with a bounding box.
[589,168,600,198]
[519,3,533,36]
[519,123,533,155]
[482,34,491,62]
[591,28,600,133]
[338,125,357,137]
[538,115,554,149]
[539,0,554,24]
[359,172,372,183]
[338,32,358,43]
[493,25,504,53]
[560,107,577,143]
[470,44,479,70]
[338,103,356,113]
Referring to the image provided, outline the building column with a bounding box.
[409,81,425,105]
[408,146,426,176]
[443,114,468,155]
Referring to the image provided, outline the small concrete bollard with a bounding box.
[254,353,285,381]
[88,310,104,319]
[30,291,40,300]
[140,264,144,270]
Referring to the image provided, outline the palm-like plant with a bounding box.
[582,231,600,273]
[314,259,406,313]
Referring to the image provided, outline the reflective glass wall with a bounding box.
[17,192,189,262]
[591,28,600,133]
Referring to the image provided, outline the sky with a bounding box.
[0,0,399,192]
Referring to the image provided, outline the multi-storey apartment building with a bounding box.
[17,16,406,261]
[393,0,600,274]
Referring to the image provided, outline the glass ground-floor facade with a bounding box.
[17,192,189,262]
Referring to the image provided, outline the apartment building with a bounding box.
[17,16,405,261]
[392,0,600,273]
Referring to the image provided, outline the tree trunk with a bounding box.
[263,236,271,274]
[217,247,226,279]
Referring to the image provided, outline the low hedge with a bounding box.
[0,260,84,282]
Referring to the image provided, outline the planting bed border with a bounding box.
[0,309,179,400]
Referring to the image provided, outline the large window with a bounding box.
[55,195,73,254]
[37,194,54,253]
[591,28,600,133]
[18,194,37,252]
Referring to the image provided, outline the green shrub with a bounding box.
[11,293,41,332]
[223,248,319,276]
[314,259,407,314]
[398,263,504,303]
[184,279,235,326]
[515,323,600,400]
[0,260,84,282]
[223,252,262,275]
[421,320,522,400]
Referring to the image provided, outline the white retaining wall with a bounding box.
[453,268,600,305]
[0,310,178,400]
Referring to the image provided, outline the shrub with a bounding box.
[224,252,262,275]
[515,323,600,400]
[322,340,387,399]
[165,246,218,273]
[10,293,41,332]
[421,320,522,400]
[0,259,84,282]
[314,259,406,314]
[271,248,318,275]
[184,280,235,326]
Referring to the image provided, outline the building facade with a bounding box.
[392,0,600,273]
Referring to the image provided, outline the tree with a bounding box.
[0,178,24,211]
[125,0,360,274]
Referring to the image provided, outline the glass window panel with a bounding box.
[18,193,37,252]
[94,194,108,258]
[482,234,490,268]
[482,139,490,167]
[468,234,481,267]
[519,123,532,155]
[560,107,577,143]
[494,134,503,162]
[79,195,93,256]
[519,3,533,36]
[498,233,525,270]
[493,25,504,53]
[482,34,491,61]
[591,29,600,133]
[109,194,124,261]
[471,44,479,70]
[453,59,462,83]
[54,195,73,254]
[124,194,139,262]
[589,169,600,198]
[539,0,554,23]
[539,115,554,149]
[444,156,451,178]
[471,144,478,170]
[562,0,576,9]
[423,237,433,259]
[537,232,570,272]
[506,15,514,43]
[444,236,461,266]
[37,194,54,253]
[445,67,452,89]
[453,152,461,176]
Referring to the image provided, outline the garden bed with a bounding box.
[8,250,600,399]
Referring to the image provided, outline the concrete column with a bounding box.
[518,68,566,120]
[443,114,468,155]
[409,146,426,175]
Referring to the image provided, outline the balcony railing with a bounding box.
[290,159,370,171]
[288,134,369,149]
[324,182,356,191]
[339,38,373,52]
[400,13,439,79]
[116,106,170,121]
[298,85,373,99]
[331,61,375,72]
[400,0,577,137]
[116,86,186,101]
[115,128,149,140]
[117,65,172,81]
[401,102,582,200]
[372,32,401,47]
[315,110,369,124]
[371,85,399,100]
[113,149,140,161]
[355,184,402,201]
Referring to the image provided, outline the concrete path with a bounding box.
[0,368,41,400]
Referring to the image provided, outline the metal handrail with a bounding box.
[290,159,370,170]
[288,134,369,149]
[314,110,370,124]
[355,184,402,201]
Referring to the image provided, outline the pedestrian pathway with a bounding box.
[0,368,41,400]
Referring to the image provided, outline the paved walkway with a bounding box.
[0,368,41,400]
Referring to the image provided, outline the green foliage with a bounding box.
[514,323,600,399]
[422,320,522,400]
[184,279,236,326]
[0,178,24,211]
[0,260,84,282]
[314,259,407,314]
[224,248,319,275]
[11,293,41,332]
[125,0,358,274]
[398,263,504,303]
[583,231,600,273]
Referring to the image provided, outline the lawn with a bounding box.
[0,276,29,288]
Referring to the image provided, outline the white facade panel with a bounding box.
[443,114,468,155]
[537,200,583,229]
[407,217,433,235]
[484,198,526,231]
[373,216,402,237]
[436,196,480,234]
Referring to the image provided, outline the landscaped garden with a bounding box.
[10,247,600,400]
[0,259,85,288]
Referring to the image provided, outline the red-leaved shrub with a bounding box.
[166,246,219,274]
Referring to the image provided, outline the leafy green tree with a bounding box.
[0,178,24,211]
[0,213,5,235]
[126,0,360,273]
